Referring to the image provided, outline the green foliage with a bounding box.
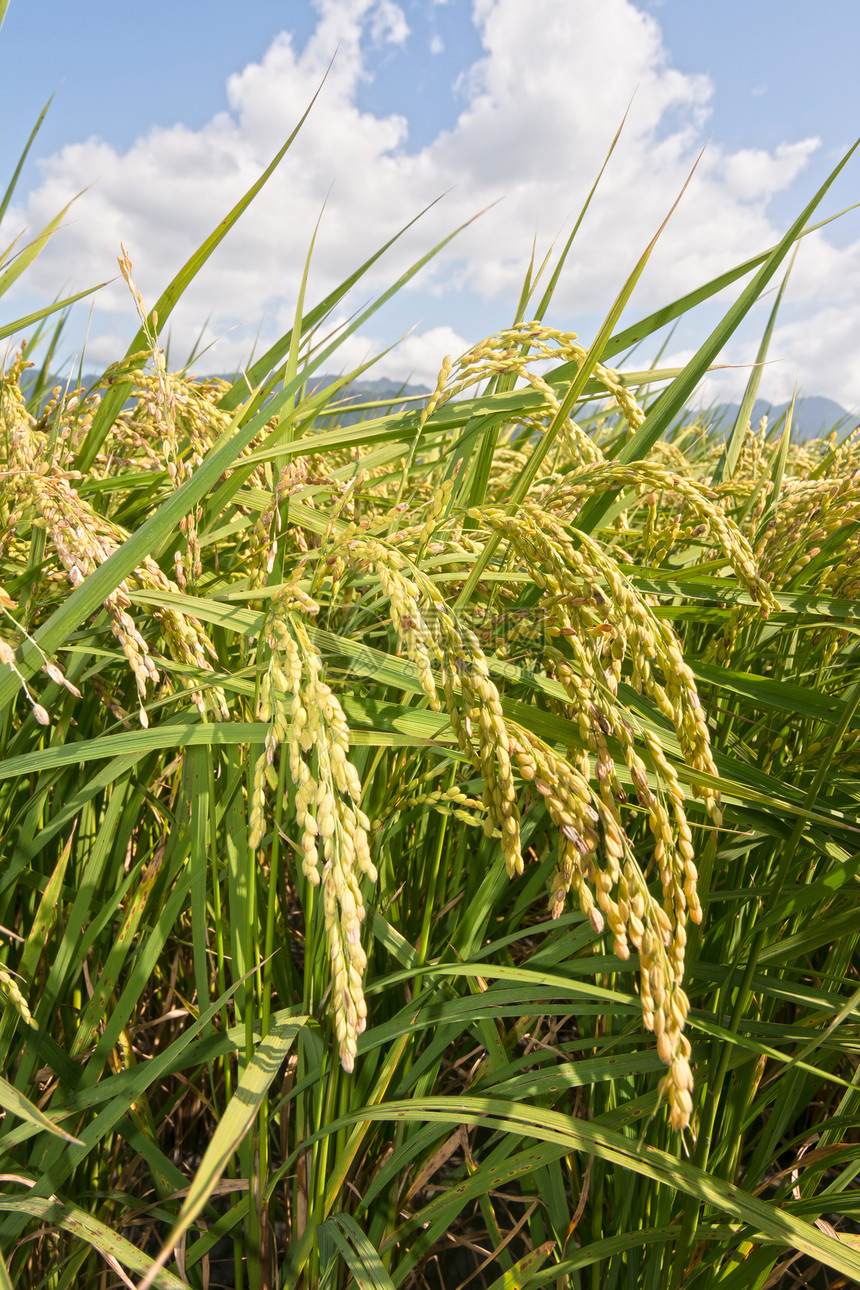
[1,57,859,1290]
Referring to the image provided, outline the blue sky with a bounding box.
[2,0,859,410]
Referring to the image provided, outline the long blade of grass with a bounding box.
[0,1197,187,1288]
[0,282,110,343]
[711,250,797,485]
[0,93,54,227]
[335,1098,860,1281]
[0,1073,83,1145]
[198,208,487,528]
[532,96,633,324]
[317,1213,397,1290]
[138,1016,305,1290]
[0,198,82,298]
[596,202,860,362]
[482,1241,555,1290]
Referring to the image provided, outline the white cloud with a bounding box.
[429,35,445,55]
[719,141,819,203]
[266,315,468,389]
[368,0,409,45]
[696,301,860,414]
[3,0,859,405]
[335,322,471,387]
[769,307,860,414]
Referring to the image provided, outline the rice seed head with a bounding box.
[0,968,37,1030]
[469,490,717,1128]
[250,587,374,1073]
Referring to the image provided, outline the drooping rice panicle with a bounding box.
[250,585,376,1072]
[0,967,37,1031]
[2,406,227,724]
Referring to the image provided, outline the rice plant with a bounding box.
[1,32,859,1289]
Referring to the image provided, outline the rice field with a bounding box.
[1,42,860,1290]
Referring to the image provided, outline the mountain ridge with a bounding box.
[684,395,854,442]
[19,370,854,441]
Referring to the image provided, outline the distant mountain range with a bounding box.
[20,370,855,443]
[685,396,855,442]
[19,370,429,401]
[21,369,428,410]
[314,376,431,401]
[268,381,856,442]
[316,385,855,442]
[292,376,431,427]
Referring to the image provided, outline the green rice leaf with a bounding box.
[317,1213,397,1290]
[137,1016,305,1290]
[711,252,796,486]
[338,1097,860,1282]
[0,283,111,343]
[0,1073,83,1146]
[0,1196,187,1287]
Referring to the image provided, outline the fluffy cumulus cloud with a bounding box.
[3,0,859,402]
